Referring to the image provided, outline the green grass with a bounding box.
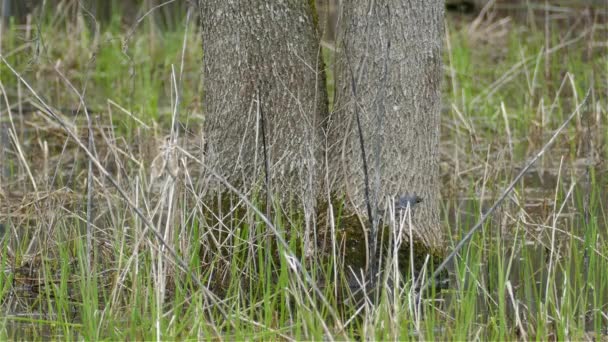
[0,3,607,340]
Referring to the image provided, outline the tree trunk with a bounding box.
[199,2,327,216]
[329,1,445,253]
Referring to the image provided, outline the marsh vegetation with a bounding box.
[0,1,606,340]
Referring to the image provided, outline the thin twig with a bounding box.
[345,49,375,285]
[257,89,271,220]
[123,0,179,49]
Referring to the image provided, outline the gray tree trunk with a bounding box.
[199,2,327,216]
[329,1,445,252]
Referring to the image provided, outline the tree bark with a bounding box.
[199,1,327,216]
[329,1,445,252]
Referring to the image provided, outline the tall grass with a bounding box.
[0,2,606,340]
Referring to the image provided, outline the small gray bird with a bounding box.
[394,194,423,211]
[377,194,422,219]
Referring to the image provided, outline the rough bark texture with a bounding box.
[199,1,327,214]
[329,1,445,252]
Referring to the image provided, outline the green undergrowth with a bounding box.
[0,6,202,139]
